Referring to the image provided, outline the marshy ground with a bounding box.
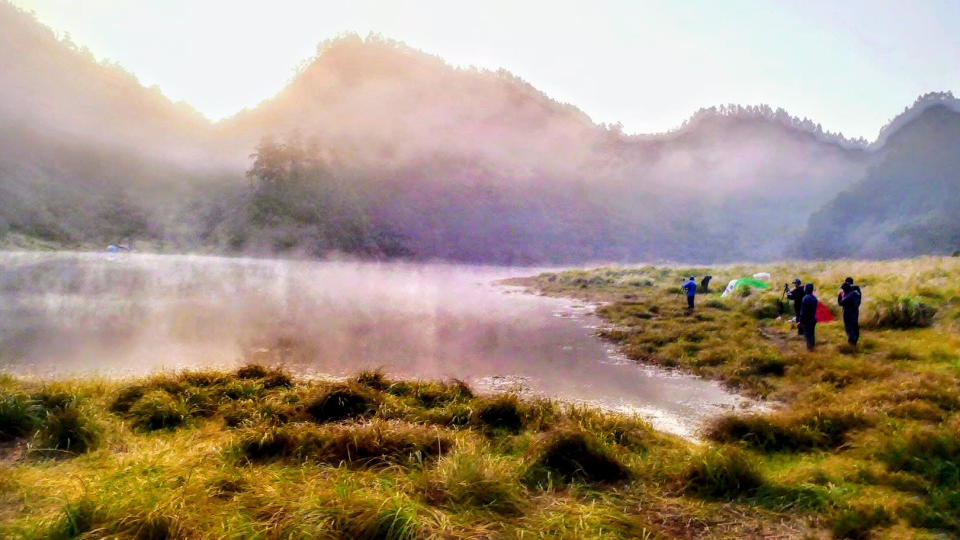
[2,257,960,538]
[510,257,960,539]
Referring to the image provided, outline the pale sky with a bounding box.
[11,0,960,140]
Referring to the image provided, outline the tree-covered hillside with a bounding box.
[2,1,957,263]
[801,97,960,258]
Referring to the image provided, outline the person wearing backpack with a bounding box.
[798,283,818,351]
[838,277,862,346]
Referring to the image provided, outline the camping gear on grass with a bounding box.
[722,277,772,297]
[815,299,835,323]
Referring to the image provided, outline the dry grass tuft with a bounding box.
[523,430,630,487]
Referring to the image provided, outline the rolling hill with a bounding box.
[1,1,955,263]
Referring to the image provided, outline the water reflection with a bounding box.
[0,251,749,436]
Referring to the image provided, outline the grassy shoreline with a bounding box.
[1,364,819,539]
[3,257,960,538]
[507,257,960,538]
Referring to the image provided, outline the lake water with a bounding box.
[0,251,750,437]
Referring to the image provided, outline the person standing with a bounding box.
[699,275,713,293]
[798,283,818,351]
[786,278,805,335]
[682,276,697,311]
[838,277,862,346]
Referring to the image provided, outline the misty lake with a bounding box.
[0,252,750,437]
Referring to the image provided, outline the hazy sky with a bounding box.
[11,0,960,140]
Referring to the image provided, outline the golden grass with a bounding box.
[508,256,960,538]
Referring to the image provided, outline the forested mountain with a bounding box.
[0,1,234,248]
[800,95,960,258]
[207,36,872,262]
[0,1,955,263]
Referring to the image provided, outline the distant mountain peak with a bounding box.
[661,104,869,149]
[872,91,960,149]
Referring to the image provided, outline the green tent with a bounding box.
[722,278,772,296]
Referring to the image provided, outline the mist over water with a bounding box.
[0,251,745,436]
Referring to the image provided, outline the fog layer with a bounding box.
[2,2,958,263]
[0,252,743,436]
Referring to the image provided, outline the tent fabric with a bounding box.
[815,300,835,323]
[736,278,772,290]
[722,277,773,296]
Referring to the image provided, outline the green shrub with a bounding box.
[128,391,190,431]
[0,392,43,441]
[523,430,629,488]
[682,446,764,498]
[864,296,936,329]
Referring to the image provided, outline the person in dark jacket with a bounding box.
[785,278,805,335]
[798,283,818,351]
[699,275,713,294]
[838,277,862,346]
[682,276,697,310]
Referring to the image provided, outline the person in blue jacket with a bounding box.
[798,283,818,351]
[682,276,697,311]
[838,277,862,346]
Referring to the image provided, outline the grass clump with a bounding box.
[354,368,393,391]
[523,430,630,488]
[234,363,292,388]
[864,295,937,329]
[109,385,146,415]
[46,498,101,539]
[304,384,379,423]
[411,380,474,408]
[424,453,523,514]
[348,497,424,540]
[232,421,451,467]
[566,407,655,452]
[37,404,102,454]
[0,392,43,441]
[128,390,190,431]
[706,409,867,452]
[473,394,525,433]
[682,446,765,499]
[829,504,893,539]
[879,424,960,487]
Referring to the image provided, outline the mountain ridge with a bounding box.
[1,1,956,262]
